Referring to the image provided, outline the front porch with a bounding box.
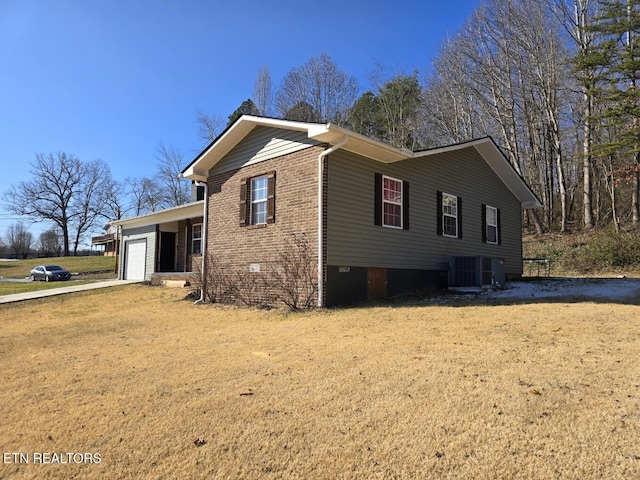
[107,201,205,281]
[150,271,196,288]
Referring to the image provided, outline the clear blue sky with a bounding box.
[0,0,478,243]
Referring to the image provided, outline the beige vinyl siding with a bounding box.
[119,225,156,280]
[212,126,321,174]
[326,147,523,276]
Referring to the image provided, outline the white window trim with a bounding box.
[192,223,203,255]
[250,176,268,225]
[486,205,498,244]
[382,175,403,229]
[442,192,458,238]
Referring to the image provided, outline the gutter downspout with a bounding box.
[317,135,349,308]
[193,180,209,305]
[116,225,122,278]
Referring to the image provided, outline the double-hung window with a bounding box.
[382,175,403,228]
[442,193,459,237]
[192,223,202,254]
[483,204,500,244]
[437,191,462,238]
[239,172,276,226]
[250,176,268,225]
[486,206,498,244]
[374,173,409,230]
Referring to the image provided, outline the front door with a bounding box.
[367,268,388,300]
[159,232,176,272]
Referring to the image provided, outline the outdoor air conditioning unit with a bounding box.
[449,257,505,287]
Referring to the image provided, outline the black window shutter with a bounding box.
[374,173,382,226]
[436,191,443,236]
[497,208,502,244]
[481,204,487,243]
[266,172,276,224]
[403,180,409,230]
[457,196,463,239]
[239,178,248,226]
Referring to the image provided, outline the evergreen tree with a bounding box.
[283,101,319,122]
[227,99,260,126]
[587,0,640,223]
[347,91,382,138]
[376,73,423,150]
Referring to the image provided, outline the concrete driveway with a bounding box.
[0,280,141,304]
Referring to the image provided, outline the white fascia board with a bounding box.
[309,123,412,163]
[181,167,208,182]
[472,140,542,209]
[415,138,489,156]
[108,201,205,229]
[181,116,413,181]
[182,116,313,180]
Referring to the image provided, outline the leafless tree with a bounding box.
[275,52,359,125]
[6,223,32,259]
[423,0,574,233]
[422,42,486,145]
[3,152,112,256]
[197,111,224,143]
[70,159,112,254]
[547,0,599,229]
[101,177,129,222]
[155,142,190,208]
[39,228,62,257]
[253,65,273,116]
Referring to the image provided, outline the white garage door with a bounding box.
[124,239,147,280]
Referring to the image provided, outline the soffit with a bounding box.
[107,201,205,229]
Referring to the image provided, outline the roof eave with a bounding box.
[415,137,542,209]
[308,123,412,163]
[181,116,318,180]
[107,201,205,229]
[180,116,542,209]
[181,116,414,180]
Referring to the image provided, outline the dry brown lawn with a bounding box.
[0,285,638,479]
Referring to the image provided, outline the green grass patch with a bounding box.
[0,280,96,296]
[0,256,116,279]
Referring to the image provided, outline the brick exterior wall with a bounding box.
[206,145,324,306]
[177,220,188,272]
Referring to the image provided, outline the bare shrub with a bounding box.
[148,275,165,287]
[269,233,317,310]
[196,255,272,307]
[231,269,274,307]
[201,254,236,303]
[195,234,317,309]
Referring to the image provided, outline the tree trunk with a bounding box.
[555,149,568,232]
[633,154,640,225]
[62,223,70,257]
[583,93,594,228]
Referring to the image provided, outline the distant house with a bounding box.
[110,116,541,306]
[91,231,118,256]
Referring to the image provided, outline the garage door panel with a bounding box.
[125,239,147,280]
